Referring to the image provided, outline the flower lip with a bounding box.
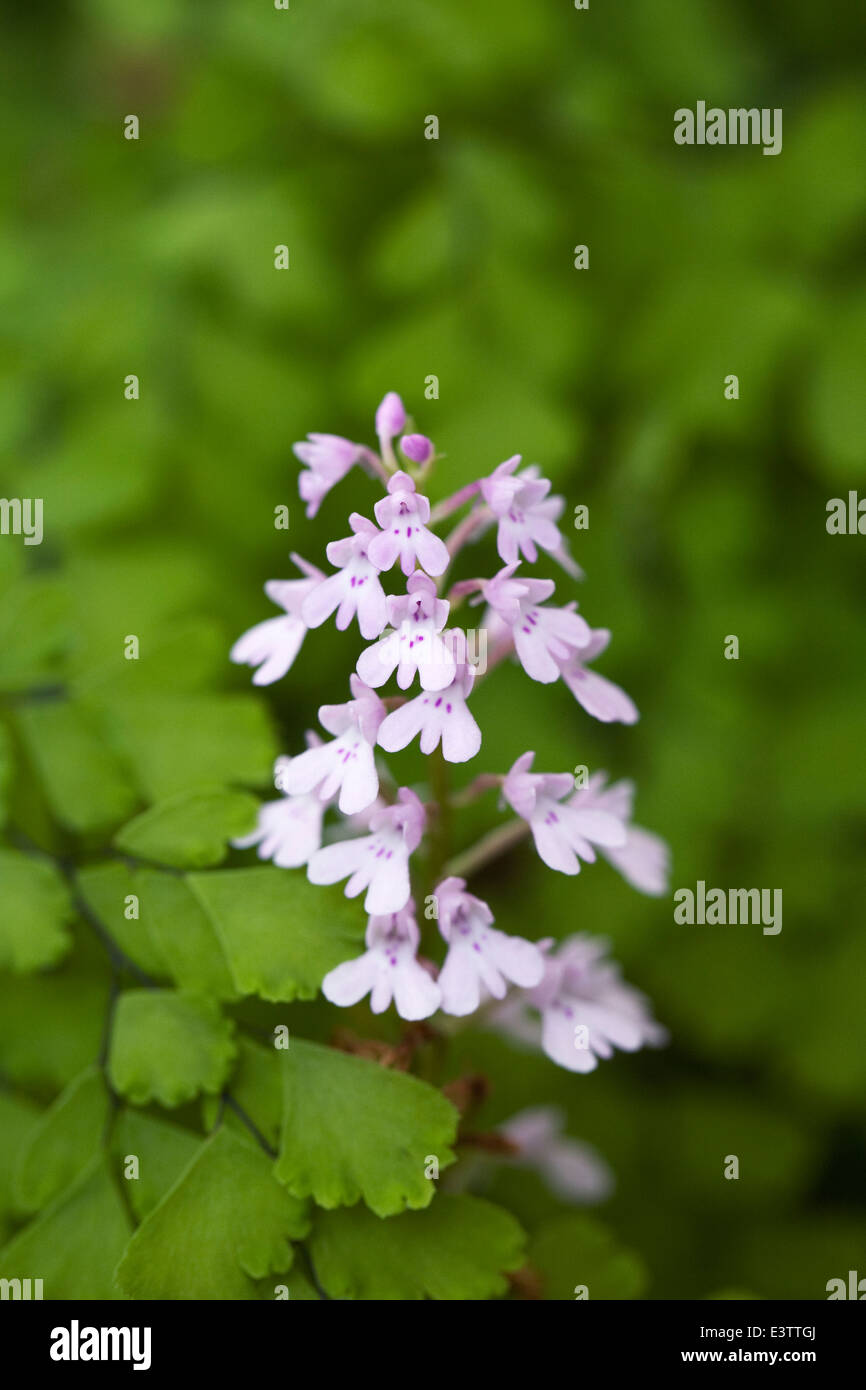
[367,477,448,577]
[376,661,480,763]
[321,900,441,1021]
[434,875,545,1016]
[303,520,389,640]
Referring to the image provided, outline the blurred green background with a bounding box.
[1,0,865,1299]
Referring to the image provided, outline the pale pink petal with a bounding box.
[334,742,379,816]
[230,616,305,685]
[530,814,581,875]
[576,997,649,1053]
[363,854,410,915]
[577,628,611,663]
[563,666,639,724]
[496,522,520,567]
[307,838,367,887]
[541,1007,599,1073]
[392,962,442,1021]
[377,700,428,753]
[438,946,484,1016]
[411,525,449,576]
[322,954,380,1008]
[558,804,627,849]
[366,528,402,573]
[356,631,400,688]
[484,930,545,989]
[513,625,562,683]
[439,699,481,763]
[542,1140,614,1203]
[355,578,389,640]
[280,742,333,796]
[300,574,344,629]
[414,632,456,691]
[603,827,670,897]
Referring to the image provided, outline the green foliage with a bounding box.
[202,1037,282,1149]
[188,868,364,1002]
[0,1090,41,1240]
[275,1040,458,1216]
[99,694,278,803]
[0,0,862,1303]
[136,870,239,999]
[109,990,237,1107]
[0,578,68,693]
[308,1196,526,1300]
[14,1066,108,1212]
[14,701,138,835]
[114,787,260,869]
[0,721,12,827]
[78,860,240,997]
[114,1128,310,1300]
[0,936,110,1091]
[111,1110,203,1222]
[530,1215,649,1301]
[0,1160,131,1301]
[0,848,74,971]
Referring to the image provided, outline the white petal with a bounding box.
[439,699,481,763]
[438,944,482,1017]
[377,698,428,753]
[322,952,378,1008]
[416,632,456,692]
[356,578,389,640]
[485,929,545,988]
[566,668,639,724]
[531,815,579,874]
[301,573,345,629]
[338,742,379,815]
[281,743,335,796]
[307,837,368,887]
[357,631,399,688]
[364,854,411,915]
[392,962,441,1021]
[541,1008,598,1073]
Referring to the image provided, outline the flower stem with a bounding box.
[443,817,530,881]
[428,747,452,886]
[358,446,391,486]
[445,510,485,560]
[449,773,502,809]
[430,481,481,524]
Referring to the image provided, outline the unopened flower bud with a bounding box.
[375,391,406,442]
[400,433,434,464]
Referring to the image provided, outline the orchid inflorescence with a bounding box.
[231,392,669,1074]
